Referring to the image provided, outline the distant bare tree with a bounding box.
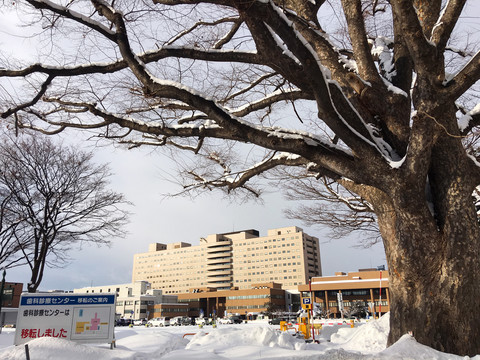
[1,0,480,355]
[0,192,26,269]
[0,133,129,292]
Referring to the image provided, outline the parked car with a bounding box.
[134,318,147,326]
[195,317,210,326]
[268,317,286,325]
[170,316,191,326]
[230,316,243,324]
[217,317,233,324]
[147,317,170,327]
[115,318,133,326]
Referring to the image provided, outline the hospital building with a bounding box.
[131,226,322,294]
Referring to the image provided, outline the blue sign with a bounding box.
[302,298,311,305]
[21,294,115,306]
[15,292,116,346]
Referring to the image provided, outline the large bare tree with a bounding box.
[0,133,129,292]
[0,0,479,355]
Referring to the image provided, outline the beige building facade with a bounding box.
[132,226,322,294]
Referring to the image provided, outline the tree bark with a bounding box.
[370,142,480,356]
[381,204,480,356]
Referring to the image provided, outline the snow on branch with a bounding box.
[430,0,467,50]
[182,151,307,196]
[227,88,310,117]
[458,103,480,135]
[26,0,116,41]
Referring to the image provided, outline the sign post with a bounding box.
[15,293,116,346]
[308,279,315,342]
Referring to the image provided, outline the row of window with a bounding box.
[325,289,386,297]
[227,294,270,300]
[156,308,190,313]
[116,300,155,306]
[326,300,389,308]
[226,304,268,310]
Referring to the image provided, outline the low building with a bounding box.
[1,282,23,308]
[73,281,178,320]
[298,268,389,318]
[176,282,286,319]
[0,281,23,327]
[152,303,190,319]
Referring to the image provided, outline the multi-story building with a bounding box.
[73,281,178,320]
[132,226,322,294]
[298,268,389,318]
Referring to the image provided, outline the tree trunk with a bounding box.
[375,184,480,356]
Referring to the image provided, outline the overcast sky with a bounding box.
[3,2,479,293]
[4,135,387,291]
[8,1,461,291]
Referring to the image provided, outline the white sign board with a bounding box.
[15,293,116,345]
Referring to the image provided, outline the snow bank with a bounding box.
[115,330,189,355]
[380,334,480,360]
[186,326,306,351]
[1,315,479,359]
[0,337,134,360]
[329,313,389,353]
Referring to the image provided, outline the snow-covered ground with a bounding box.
[1,314,478,359]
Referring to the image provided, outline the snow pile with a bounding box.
[186,326,306,351]
[0,337,134,360]
[380,334,478,360]
[330,313,389,353]
[1,315,479,359]
[115,329,189,355]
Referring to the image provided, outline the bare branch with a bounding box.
[341,0,384,86]
[447,50,480,100]
[430,0,467,51]
[390,1,439,78]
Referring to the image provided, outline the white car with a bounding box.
[133,318,147,326]
[171,316,191,326]
[147,317,170,327]
[195,317,211,326]
[218,317,233,324]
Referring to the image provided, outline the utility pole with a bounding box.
[378,270,382,318]
[309,278,315,343]
[0,268,6,334]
